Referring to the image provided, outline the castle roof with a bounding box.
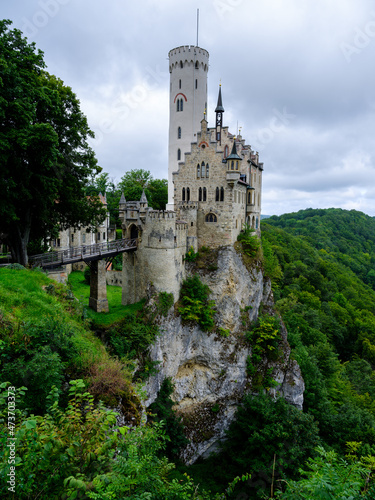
[225,140,242,161]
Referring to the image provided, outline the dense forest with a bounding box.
[2,208,375,499]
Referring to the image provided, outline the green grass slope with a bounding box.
[0,267,135,415]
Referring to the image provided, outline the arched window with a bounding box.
[177,148,181,160]
[216,187,220,202]
[182,188,185,201]
[201,162,206,178]
[256,217,259,229]
[177,100,180,112]
[206,164,209,178]
[236,161,239,170]
[180,98,183,111]
[231,161,234,170]
[197,164,200,178]
[220,187,224,201]
[224,145,229,158]
[205,213,217,223]
[199,187,202,201]
[195,61,199,69]
[130,225,138,239]
[186,187,190,201]
[180,61,183,68]
[178,127,181,139]
[203,187,207,201]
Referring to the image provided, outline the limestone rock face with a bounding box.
[145,246,304,465]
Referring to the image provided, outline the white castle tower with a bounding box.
[167,45,209,209]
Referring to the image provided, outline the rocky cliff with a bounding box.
[145,246,304,465]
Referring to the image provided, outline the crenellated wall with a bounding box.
[120,205,188,304]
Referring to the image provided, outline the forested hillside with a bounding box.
[176,209,375,498]
[262,208,375,453]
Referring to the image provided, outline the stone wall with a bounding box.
[106,270,122,287]
[122,211,188,305]
[173,119,263,247]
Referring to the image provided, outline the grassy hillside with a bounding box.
[0,267,137,415]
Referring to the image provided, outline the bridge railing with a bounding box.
[30,238,138,267]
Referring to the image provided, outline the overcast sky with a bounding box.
[3,0,375,216]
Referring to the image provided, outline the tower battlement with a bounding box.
[168,45,209,65]
[147,210,176,220]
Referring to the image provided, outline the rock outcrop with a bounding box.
[145,246,304,464]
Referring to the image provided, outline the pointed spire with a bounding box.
[226,139,242,160]
[140,190,148,203]
[215,84,224,113]
[119,192,126,205]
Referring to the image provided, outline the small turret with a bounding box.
[140,190,148,211]
[226,140,242,187]
[119,192,126,206]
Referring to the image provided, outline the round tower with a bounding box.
[167,45,209,209]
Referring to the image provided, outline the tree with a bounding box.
[0,20,105,265]
[117,169,168,210]
[277,446,373,499]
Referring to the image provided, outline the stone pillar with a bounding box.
[89,259,109,312]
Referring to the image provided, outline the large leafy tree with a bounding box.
[0,20,105,265]
[117,168,168,210]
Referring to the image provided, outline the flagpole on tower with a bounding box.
[196,8,199,47]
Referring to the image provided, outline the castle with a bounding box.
[119,45,263,305]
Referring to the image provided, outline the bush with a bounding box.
[245,314,282,389]
[178,274,215,331]
[86,357,133,407]
[157,291,174,316]
[185,246,199,262]
[149,377,189,459]
[84,265,91,284]
[237,224,261,258]
[222,393,320,498]
[106,311,159,359]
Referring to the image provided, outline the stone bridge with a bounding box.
[29,238,138,312]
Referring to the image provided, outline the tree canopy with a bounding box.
[0,20,105,265]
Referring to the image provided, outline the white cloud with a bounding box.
[3,0,375,215]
